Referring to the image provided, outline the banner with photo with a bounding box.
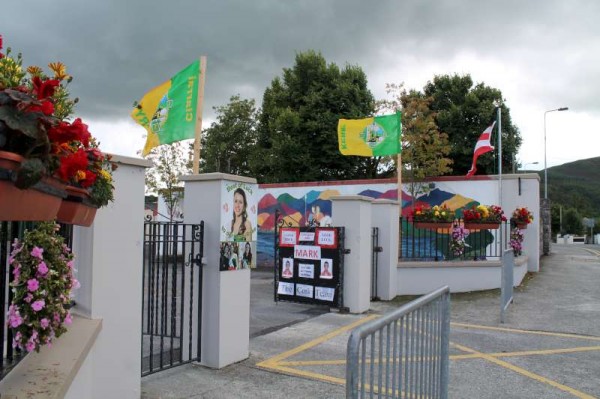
[219,181,257,271]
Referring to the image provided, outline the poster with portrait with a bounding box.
[219,181,257,272]
[281,257,294,278]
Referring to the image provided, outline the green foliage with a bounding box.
[200,95,258,176]
[422,74,521,175]
[378,83,452,201]
[253,50,380,183]
[562,207,583,235]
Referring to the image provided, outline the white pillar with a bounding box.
[180,173,255,368]
[331,195,372,313]
[371,199,399,300]
[70,155,151,399]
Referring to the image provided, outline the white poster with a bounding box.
[315,287,335,302]
[294,245,321,260]
[298,263,314,279]
[296,284,314,298]
[277,281,294,295]
[299,232,315,242]
[220,182,257,242]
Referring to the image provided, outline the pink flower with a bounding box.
[25,341,36,352]
[64,313,73,325]
[72,279,80,289]
[30,246,44,259]
[24,293,33,303]
[31,300,45,312]
[8,307,23,327]
[67,260,74,269]
[27,279,39,292]
[37,261,49,276]
[40,318,50,328]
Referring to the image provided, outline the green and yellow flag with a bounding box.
[132,60,200,156]
[337,113,402,157]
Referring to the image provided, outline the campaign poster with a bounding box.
[220,181,257,272]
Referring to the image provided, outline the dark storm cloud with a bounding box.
[2,0,599,122]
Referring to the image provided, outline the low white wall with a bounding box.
[397,256,528,295]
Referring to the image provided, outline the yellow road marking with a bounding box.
[277,345,600,366]
[452,342,597,399]
[256,314,378,368]
[582,248,600,257]
[452,322,600,342]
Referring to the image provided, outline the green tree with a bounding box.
[200,95,258,176]
[253,50,381,183]
[422,74,521,175]
[144,142,191,221]
[562,207,583,235]
[378,83,453,203]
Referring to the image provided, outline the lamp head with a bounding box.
[558,107,569,111]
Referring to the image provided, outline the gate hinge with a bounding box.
[373,246,383,253]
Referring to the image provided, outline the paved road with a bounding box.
[142,244,600,398]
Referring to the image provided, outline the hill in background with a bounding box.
[543,156,600,218]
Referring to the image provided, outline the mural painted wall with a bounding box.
[255,175,540,267]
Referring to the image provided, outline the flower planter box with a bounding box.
[0,151,66,221]
[413,221,453,230]
[57,186,98,227]
[464,222,501,230]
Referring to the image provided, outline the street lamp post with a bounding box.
[544,107,569,199]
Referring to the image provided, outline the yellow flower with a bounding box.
[48,62,69,80]
[27,65,43,76]
[99,169,112,182]
[434,211,440,217]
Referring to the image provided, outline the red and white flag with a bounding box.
[466,122,496,178]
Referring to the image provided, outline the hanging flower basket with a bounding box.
[512,219,528,229]
[0,151,66,221]
[464,222,501,230]
[414,221,453,230]
[56,186,98,227]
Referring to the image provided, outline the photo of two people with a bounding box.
[280,258,333,279]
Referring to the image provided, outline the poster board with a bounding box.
[276,226,343,307]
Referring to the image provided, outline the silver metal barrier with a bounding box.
[346,286,450,399]
[500,249,514,323]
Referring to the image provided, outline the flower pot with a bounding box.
[57,186,98,227]
[464,222,501,230]
[511,219,528,229]
[414,221,453,230]
[0,152,65,221]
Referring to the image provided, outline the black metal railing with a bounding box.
[142,221,204,376]
[399,218,511,261]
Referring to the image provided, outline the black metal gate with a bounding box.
[273,211,346,309]
[142,221,204,376]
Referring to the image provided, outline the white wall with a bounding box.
[67,155,151,399]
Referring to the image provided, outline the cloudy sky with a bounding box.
[3,0,598,170]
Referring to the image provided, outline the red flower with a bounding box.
[0,34,3,50]
[57,148,89,182]
[48,118,91,147]
[27,100,55,116]
[78,169,97,188]
[31,76,60,100]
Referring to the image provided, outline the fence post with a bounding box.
[439,291,451,399]
[371,199,399,300]
[330,195,372,313]
[181,173,256,368]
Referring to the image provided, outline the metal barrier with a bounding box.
[500,249,514,323]
[399,218,511,261]
[346,286,450,399]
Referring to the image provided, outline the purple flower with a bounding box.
[30,246,44,259]
[8,306,23,327]
[37,261,49,276]
[24,293,33,303]
[40,318,50,329]
[31,300,45,312]
[27,279,39,292]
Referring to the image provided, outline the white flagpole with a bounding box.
[497,106,502,209]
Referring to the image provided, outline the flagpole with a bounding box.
[397,153,402,205]
[192,56,207,174]
[497,106,502,208]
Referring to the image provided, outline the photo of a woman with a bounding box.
[242,242,253,268]
[231,188,253,242]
